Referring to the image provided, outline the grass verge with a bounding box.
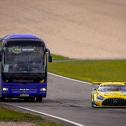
[49,55,126,83]
[0,105,62,126]
[52,54,69,60]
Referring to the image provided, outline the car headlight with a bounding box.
[3,88,8,91]
[40,88,46,92]
[97,95,104,100]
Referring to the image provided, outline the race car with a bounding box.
[91,82,126,107]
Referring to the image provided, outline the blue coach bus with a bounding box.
[0,34,52,102]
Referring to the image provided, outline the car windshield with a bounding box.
[4,43,44,73]
[98,85,126,92]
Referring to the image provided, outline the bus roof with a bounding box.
[1,34,45,46]
[2,34,44,42]
[4,34,41,39]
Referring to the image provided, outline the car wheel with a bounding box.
[91,101,96,108]
[91,95,96,108]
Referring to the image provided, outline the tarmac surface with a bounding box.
[7,74,126,126]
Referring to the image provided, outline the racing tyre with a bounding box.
[91,101,96,108]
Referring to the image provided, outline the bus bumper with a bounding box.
[1,86,47,98]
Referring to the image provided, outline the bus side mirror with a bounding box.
[0,38,3,61]
[0,52,2,61]
[0,47,2,62]
[46,48,52,62]
[48,55,52,62]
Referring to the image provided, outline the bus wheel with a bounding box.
[36,97,42,102]
[0,97,5,102]
[24,98,29,102]
[29,97,35,101]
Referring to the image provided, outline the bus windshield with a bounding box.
[4,43,44,73]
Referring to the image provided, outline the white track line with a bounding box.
[4,103,84,126]
[18,106,84,126]
[4,73,89,126]
[48,72,92,85]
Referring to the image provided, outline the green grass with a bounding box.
[0,106,62,126]
[49,55,126,83]
[52,54,69,60]
[0,106,41,122]
[38,123,62,126]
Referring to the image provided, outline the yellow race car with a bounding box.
[91,82,126,107]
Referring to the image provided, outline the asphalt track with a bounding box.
[6,73,126,126]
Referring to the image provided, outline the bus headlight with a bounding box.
[40,88,46,92]
[3,88,8,91]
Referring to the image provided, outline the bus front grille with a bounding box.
[12,89,37,93]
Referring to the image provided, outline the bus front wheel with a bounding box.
[0,97,5,102]
[36,97,42,102]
